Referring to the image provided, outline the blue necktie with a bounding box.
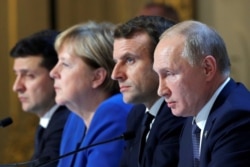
[192,121,201,167]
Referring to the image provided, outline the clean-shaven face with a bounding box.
[112,33,159,106]
[13,56,55,115]
[153,35,207,117]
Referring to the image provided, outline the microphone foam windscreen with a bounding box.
[0,117,13,127]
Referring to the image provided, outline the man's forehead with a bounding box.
[13,56,45,71]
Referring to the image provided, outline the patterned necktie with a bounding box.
[139,112,155,163]
[192,121,201,167]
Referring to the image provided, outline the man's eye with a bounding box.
[161,71,174,78]
[126,57,135,64]
[166,72,173,76]
[26,74,35,79]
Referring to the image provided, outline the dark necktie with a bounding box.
[192,121,201,167]
[34,125,45,158]
[139,112,155,163]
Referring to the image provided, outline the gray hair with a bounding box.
[161,20,231,76]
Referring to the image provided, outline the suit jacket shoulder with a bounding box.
[121,102,186,167]
[201,80,250,167]
[58,93,133,167]
[179,79,250,167]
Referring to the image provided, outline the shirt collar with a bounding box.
[195,77,230,130]
[39,105,59,128]
[146,97,164,117]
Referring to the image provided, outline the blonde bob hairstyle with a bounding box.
[55,21,119,95]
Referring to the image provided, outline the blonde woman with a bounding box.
[50,22,133,167]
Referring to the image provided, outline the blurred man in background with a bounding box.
[10,30,70,166]
[138,2,180,22]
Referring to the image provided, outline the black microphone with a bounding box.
[0,117,13,128]
[37,131,135,167]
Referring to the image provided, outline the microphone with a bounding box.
[37,131,135,167]
[0,117,13,128]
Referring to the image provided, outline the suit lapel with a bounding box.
[179,117,193,167]
[146,101,165,142]
[200,79,236,162]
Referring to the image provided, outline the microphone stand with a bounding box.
[37,132,133,167]
[0,131,135,167]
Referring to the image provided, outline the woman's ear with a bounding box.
[202,55,217,81]
[92,67,107,88]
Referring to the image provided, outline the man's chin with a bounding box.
[22,107,34,113]
[122,96,132,104]
[122,95,139,104]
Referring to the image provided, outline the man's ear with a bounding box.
[92,67,107,88]
[202,55,217,81]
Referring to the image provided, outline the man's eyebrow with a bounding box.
[122,52,140,60]
[14,69,28,73]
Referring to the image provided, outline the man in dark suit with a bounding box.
[10,30,70,166]
[153,20,250,167]
[112,16,186,167]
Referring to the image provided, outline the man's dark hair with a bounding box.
[114,16,175,58]
[10,29,59,70]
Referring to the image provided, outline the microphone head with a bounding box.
[0,117,13,127]
[122,131,135,141]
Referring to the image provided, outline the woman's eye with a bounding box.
[62,62,70,67]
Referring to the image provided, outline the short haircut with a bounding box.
[114,16,176,60]
[10,30,59,71]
